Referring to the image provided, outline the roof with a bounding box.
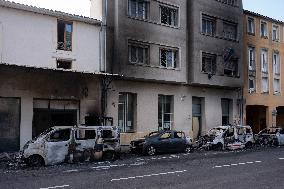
[244,10,284,25]
[0,62,120,77]
[0,0,101,26]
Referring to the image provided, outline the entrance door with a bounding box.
[0,98,20,152]
[246,105,267,133]
[192,97,202,140]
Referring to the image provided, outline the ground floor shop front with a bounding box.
[106,80,241,145]
[0,65,101,152]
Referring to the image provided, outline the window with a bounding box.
[249,77,256,92]
[224,59,238,77]
[49,129,71,142]
[260,21,268,38]
[261,49,268,73]
[128,42,149,64]
[160,48,178,68]
[223,22,237,40]
[158,95,174,131]
[57,20,72,51]
[202,15,216,36]
[274,79,280,94]
[273,52,280,75]
[118,93,136,133]
[221,99,230,126]
[202,52,217,74]
[160,132,172,139]
[248,47,255,71]
[221,0,237,6]
[75,129,96,140]
[128,0,148,19]
[57,60,72,70]
[160,5,178,27]
[272,25,279,41]
[261,77,269,93]
[247,17,255,34]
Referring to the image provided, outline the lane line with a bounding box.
[40,185,70,189]
[255,161,262,163]
[238,163,246,165]
[279,158,284,160]
[111,170,187,182]
[246,162,254,164]
[63,169,79,173]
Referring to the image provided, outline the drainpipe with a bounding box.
[100,0,107,73]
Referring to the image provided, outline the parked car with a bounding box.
[203,125,254,150]
[255,127,284,146]
[130,130,193,156]
[21,126,120,166]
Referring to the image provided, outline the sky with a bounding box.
[10,0,284,21]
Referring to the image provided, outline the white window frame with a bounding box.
[272,24,280,42]
[260,20,268,38]
[248,46,255,71]
[273,78,281,94]
[261,49,268,73]
[160,4,179,27]
[201,15,216,36]
[160,48,178,68]
[247,17,255,34]
[273,51,280,75]
[248,77,256,93]
[128,41,149,65]
[128,0,149,20]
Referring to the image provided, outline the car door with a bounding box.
[171,132,186,152]
[156,131,173,153]
[45,128,71,165]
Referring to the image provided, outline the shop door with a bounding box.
[0,98,20,152]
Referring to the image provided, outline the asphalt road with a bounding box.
[0,147,283,189]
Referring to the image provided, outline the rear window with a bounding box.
[101,130,114,138]
[75,129,96,140]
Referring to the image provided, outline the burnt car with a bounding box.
[255,127,284,146]
[130,130,193,156]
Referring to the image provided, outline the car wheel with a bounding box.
[215,143,223,151]
[27,155,44,167]
[272,139,279,146]
[103,151,116,161]
[245,141,253,149]
[146,146,156,156]
[185,145,193,153]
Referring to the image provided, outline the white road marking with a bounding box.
[213,160,263,169]
[246,162,254,164]
[238,163,246,165]
[255,161,262,163]
[40,185,69,189]
[223,165,231,167]
[63,169,78,173]
[111,170,187,182]
[231,164,238,166]
[279,158,284,160]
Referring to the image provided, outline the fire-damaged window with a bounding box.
[76,129,96,140]
[128,0,149,20]
[202,52,216,74]
[118,93,137,133]
[57,20,73,51]
[160,5,178,27]
[0,98,20,152]
[57,60,72,70]
[221,99,231,125]
[223,22,237,40]
[160,48,178,68]
[49,129,71,142]
[128,41,149,65]
[202,15,216,36]
[224,58,238,77]
[158,95,174,131]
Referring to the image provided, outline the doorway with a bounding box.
[192,97,203,140]
[246,105,267,133]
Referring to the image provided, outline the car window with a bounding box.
[174,132,184,138]
[160,132,172,139]
[49,129,70,142]
[280,129,284,134]
[76,129,96,140]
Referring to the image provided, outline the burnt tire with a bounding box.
[146,146,156,156]
[245,142,253,149]
[185,145,193,153]
[215,143,223,151]
[27,155,44,167]
[102,151,115,161]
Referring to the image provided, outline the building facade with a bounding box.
[0,1,105,152]
[91,0,244,145]
[244,10,284,132]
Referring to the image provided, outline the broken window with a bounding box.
[224,58,238,77]
[57,20,73,51]
[57,60,72,70]
[158,95,174,131]
[76,129,96,140]
[160,5,178,27]
[118,93,136,133]
[160,131,172,139]
[49,129,71,142]
[202,15,216,36]
[160,48,178,68]
[223,22,237,40]
[128,42,149,64]
[128,0,149,19]
[202,52,216,74]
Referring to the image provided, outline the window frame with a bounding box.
[159,4,179,27]
[272,24,280,42]
[57,20,73,51]
[128,0,149,20]
[201,52,217,74]
[223,21,238,40]
[201,14,216,36]
[260,20,268,38]
[128,41,149,65]
[261,49,268,73]
[248,46,256,71]
[261,76,269,93]
[247,17,255,35]
[158,95,174,131]
[248,77,256,93]
[159,47,178,69]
